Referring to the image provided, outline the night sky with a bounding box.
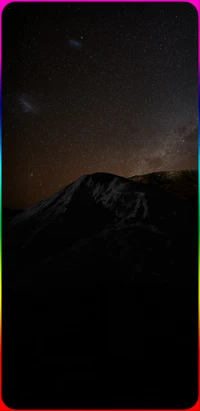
[3,2,198,209]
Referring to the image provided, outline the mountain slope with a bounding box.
[6,172,192,253]
[130,169,198,205]
[3,172,198,409]
[2,207,23,223]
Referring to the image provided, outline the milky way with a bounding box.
[3,2,198,208]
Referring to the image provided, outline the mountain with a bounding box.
[130,169,198,206]
[2,207,23,223]
[3,172,198,409]
[5,172,195,251]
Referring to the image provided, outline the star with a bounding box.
[3,1,197,209]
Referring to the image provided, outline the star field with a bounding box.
[3,2,198,209]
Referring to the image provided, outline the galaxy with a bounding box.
[3,1,198,209]
[68,39,83,48]
[18,94,39,114]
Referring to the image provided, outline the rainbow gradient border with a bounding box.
[0,0,199,410]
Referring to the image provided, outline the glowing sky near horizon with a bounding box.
[3,1,198,209]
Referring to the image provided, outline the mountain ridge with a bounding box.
[3,169,197,213]
[129,169,197,204]
[3,168,198,409]
[5,171,192,252]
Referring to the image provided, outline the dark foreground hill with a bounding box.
[3,172,198,409]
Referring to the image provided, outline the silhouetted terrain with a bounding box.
[2,207,23,223]
[130,169,198,206]
[3,171,198,409]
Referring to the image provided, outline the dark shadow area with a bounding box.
[2,172,198,409]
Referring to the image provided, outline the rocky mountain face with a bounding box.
[3,172,198,409]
